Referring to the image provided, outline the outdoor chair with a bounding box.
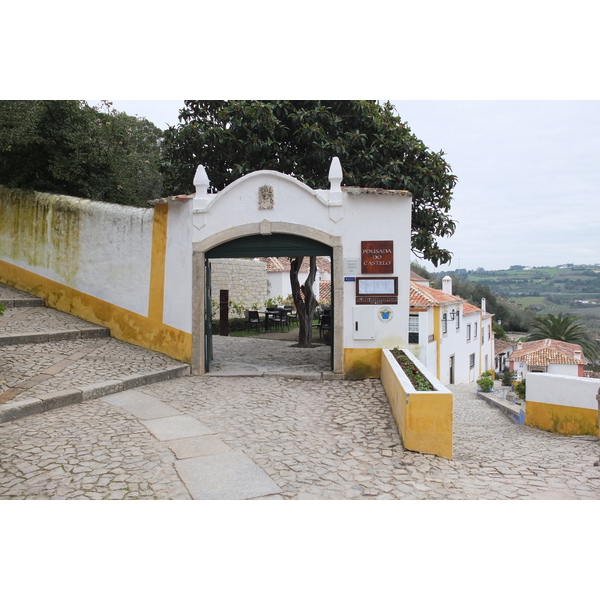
[246,310,262,333]
[284,306,298,325]
[319,314,332,339]
[271,308,289,332]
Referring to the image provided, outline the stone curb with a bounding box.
[204,371,344,381]
[0,297,45,308]
[0,326,110,347]
[0,364,190,424]
[477,391,525,425]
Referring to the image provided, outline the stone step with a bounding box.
[0,297,46,308]
[0,326,110,347]
[0,284,190,424]
[0,303,110,346]
[0,362,190,424]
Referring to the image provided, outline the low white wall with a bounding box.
[527,372,600,410]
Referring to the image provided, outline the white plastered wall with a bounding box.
[0,190,153,317]
[163,198,193,331]
[189,167,413,374]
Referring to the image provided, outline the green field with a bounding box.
[439,264,600,336]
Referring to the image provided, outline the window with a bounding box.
[467,324,471,341]
[469,353,475,369]
[474,322,478,338]
[442,313,448,334]
[408,314,419,344]
[455,309,460,330]
[488,325,491,340]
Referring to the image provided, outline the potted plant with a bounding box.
[477,375,494,393]
[501,367,515,387]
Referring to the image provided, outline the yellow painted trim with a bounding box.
[0,260,192,363]
[380,350,452,459]
[433,305,441,380]
[525,401,599,436]
[343,348,382,379]
[148,203,168,322]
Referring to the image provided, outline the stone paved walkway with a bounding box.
[209,335,332,376]
[1,374,599,499]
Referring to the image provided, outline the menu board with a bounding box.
[356,277,398,296]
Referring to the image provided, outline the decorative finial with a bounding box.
[193,165,210,199]
[328,157,343,193]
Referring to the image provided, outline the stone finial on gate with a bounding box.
[328,156,343,194]
[194,165,210,200]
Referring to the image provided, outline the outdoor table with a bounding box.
[262,310,279,332]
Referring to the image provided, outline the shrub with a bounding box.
[477,376,494,392]
[514,380,526,400]
[501,368,515,386]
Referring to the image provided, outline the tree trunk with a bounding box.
[290,256,318,347]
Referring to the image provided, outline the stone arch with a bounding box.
[191,221,344,375]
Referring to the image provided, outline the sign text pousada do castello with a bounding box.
[361,240,394,274]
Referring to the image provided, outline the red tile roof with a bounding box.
[510,339,587,365]
[462,302,481,315]
[410,271,430,283]
[409,282,460,307]
[494,339,514,355]
[260,256,331,274]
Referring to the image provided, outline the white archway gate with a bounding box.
[164,158,413,377]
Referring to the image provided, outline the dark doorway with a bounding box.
[204,234,333,373]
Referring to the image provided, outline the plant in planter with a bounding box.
[514,379,526,400]
[501,367,515,387]
[477,375,494,392]
[390,348,435,391]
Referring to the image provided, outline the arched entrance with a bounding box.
[191,222,343,375]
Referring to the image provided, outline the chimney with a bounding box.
[481,297,486,313]
[442,276,453,295]
[517,341,523,350]
[574,350,582,361]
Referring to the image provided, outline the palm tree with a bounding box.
[527,313,598,363]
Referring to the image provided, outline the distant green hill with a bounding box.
[436,265,600,337]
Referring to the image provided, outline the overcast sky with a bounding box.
[88,100,599,274]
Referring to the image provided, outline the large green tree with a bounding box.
[161,100,457,266]
[0,100,163,205]
[526,313,598,363]
[162,100,458,346]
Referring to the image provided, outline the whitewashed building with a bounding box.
[509,339,588,379]
[408,274,495,384]
[260,256,331,304]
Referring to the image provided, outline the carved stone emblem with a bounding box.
[258,185,274,210]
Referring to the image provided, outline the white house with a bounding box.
[260,256,331,304]
[509,338,588,380]
[408,274,495,384]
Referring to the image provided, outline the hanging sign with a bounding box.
[361,241,394,274]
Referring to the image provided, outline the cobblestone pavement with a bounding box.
[210,336,331,375]
[0,337,186,405]
[0,304,101,335]
[1,372,599,499]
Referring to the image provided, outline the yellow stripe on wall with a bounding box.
[433,306,441,380]
[0,259,192,363]
[148,203,168,322]
[525,401,599,437]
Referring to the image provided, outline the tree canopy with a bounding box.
[0,100,163,205]
[161,101,458,266]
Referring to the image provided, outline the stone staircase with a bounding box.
[0,283,189,423]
